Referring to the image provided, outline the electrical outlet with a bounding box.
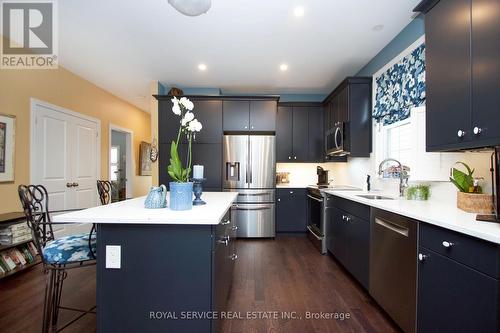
[105,245,121,269]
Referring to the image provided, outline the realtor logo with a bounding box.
[1,0,58,69]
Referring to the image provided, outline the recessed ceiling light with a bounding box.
[198,63,207,71]
[372,24,384,32]
[293,6,304,17]
[280,63,288,71]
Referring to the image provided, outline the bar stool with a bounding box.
[18,184,97,333]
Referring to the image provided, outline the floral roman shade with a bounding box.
[373,43,426,125]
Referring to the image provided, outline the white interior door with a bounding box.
[32,100,100,237]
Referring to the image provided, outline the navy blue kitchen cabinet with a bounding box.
[416,0,500,150]
[276,103,325,163]
[222,100,249,131]
[471,0,500,146]
[323,77,372,158]
[292,107,309,162]
[97,210,236,333]
[307,106,324,162]
[276,188,307,233]
[223,99,277,132]
[276,106,293,162]
[159,98,222,144]
[417,224,500,333]
[326,196,370,289]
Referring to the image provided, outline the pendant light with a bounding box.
[168,0,211,16]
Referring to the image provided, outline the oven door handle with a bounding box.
[307,225,324,240]
[307,194,324,203]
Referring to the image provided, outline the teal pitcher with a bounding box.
[144,185,167,209]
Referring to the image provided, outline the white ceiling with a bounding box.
[58,0,421,111]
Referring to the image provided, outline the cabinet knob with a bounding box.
[231,253,238,261]
[294,156,297,160]
[288,156,291,160]
[418,253,428,262]
[221,219,230,225]
[251,126,254,130]
[442,241,454,248]
[289,191,294,194]
[473,126,482,135]
[232,225,238,231]
[277,198,281,202]
[244,125,248,129]
[457,130,466,138]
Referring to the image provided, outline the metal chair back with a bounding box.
[18,184,54,264]
[96,180,113,205]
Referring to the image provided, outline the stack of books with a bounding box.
[0,222,32,246]
[0,242,39,276]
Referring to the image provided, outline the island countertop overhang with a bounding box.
[52,192,238,225]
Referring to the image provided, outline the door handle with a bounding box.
[375,218,409,237]
[307,194,324,203]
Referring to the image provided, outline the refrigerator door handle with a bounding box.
[247,137,252,185]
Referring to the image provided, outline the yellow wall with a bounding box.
[0,66,152,214]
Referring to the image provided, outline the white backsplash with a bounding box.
[278,151,493,206]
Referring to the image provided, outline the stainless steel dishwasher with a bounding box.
[370,208,417,333]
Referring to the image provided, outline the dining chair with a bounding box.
[18,184,96,333]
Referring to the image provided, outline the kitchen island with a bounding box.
[53,192,238,333]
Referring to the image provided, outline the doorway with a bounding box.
[109,125,133,202]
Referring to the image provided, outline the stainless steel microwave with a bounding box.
[326,122,350,156]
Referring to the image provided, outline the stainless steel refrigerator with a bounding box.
[223,135,276,238]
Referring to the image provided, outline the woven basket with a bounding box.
[457,192,494,214]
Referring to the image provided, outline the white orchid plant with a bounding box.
[168,97,203,183]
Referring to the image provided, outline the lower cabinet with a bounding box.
[327,206,370,289]
[417,224,500,333]
[276,188,307,233]
[212,210,237,333]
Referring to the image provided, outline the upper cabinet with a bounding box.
[323,77,372,158]
[158,98,222,144]
[223,99,277,132]
[276,103,324,163]
[416,0,500,151]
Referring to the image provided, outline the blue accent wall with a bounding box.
[356,15,425,76]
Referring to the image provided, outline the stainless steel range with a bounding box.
[307,185,361,254]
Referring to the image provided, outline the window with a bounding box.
[374,106,463,181]
[110,146,120,181]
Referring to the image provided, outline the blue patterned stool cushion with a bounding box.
[43,233,97,264]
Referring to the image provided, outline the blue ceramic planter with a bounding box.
[169,182,193,211]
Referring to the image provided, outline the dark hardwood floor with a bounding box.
[0,235,399,333]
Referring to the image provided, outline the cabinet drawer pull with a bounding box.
[418,253,427,262]
[218,236,230,246]
[457,129,466,138]
[442,241,454,248]
[473,126,482,135]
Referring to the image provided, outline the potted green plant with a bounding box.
[168,96,202,210]
[450,162,493,214]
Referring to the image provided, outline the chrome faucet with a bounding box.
[378,158,410,197]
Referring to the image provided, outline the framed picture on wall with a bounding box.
[139,141,152,176]
[0,113,16,182]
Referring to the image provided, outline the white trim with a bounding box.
[30,98,101,184]
[109,124,134,199]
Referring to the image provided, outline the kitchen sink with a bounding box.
[356,194,394,200]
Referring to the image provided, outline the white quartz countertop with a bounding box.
[276,183,310,188]
[53,192,238,225]
[323,190,500,245]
